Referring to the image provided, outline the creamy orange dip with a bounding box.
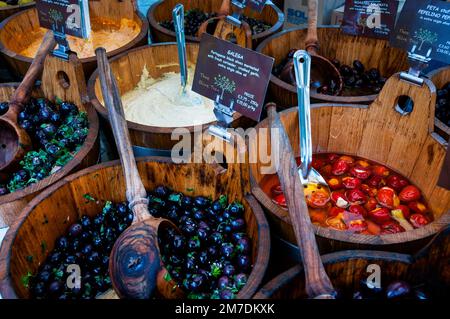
[20,18,140,59]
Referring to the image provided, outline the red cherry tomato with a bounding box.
[271,184,283,196]
[312,158,326,170]
[329,207,345,218]
[349,204,367,217]
[306,190,331,208]
[345,189,368,205]
[327,177,343,190]
[386,175,409,191]
[331,191,349,208]
[367,175,385,188]
[272,194,287,209]
[331,160,350,176]
[349,165,372,180]
[410,214,429,228]
[396,204,411,219]
[408,201,428,215]
[342,177,362,190]
[339,155,355,164]
[364,197,378,212]
[368,207,391,225]
[327,153,340,162]
[399,185,421,202]
[376,187,400,209]
[380,221,405,234]
[347,219,369,233]
[372,165,390,177]
[320,164,333,177]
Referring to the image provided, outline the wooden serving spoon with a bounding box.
[95,48,182,299]
[0,31,56,173]
[267,102,336,298]
[280,0,343,95]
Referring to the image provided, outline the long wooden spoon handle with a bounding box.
[305,0,319,53]
[7,31,56,119]
[95,48,149,222]
[266,103,335,298]
[218,0,231,16]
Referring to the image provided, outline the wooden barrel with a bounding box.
[249,72,450,253]
[0,1,34,23]
[254,226,450,299]
[256,27,409,107]
[0,54,100,229]
[0,146,271,298]
[0,0,149,78]
[428,66,450,141]
[88,43,250,151]
[147,0,284,48]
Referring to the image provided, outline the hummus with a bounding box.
[121,67,216,127]
[20,18,140,59]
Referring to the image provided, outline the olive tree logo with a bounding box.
[214,74,236,100]
[414,28,438,50]
[48,8,64,30]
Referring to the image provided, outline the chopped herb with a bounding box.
[163,272,172,282]
[21,272,33,288]
[40,240,47,254]
[219,194,228,208]
[26,255,33,263]
[186,187,194,192]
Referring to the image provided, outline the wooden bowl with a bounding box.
[0,153,271,299]
[88,43,249,151]
[0,54,100,229]
[0,1,34,23]
[428,66,450,141]
[147,0,284,48]
[256,27,409,107]
[0,0,148,78]
[249,73,450,253]
[254,227,450,299]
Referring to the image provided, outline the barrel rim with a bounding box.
[255,26,404,104]
[0,157,271,299]
[147,0,284,44]
[0,7,149,65]
[87,42,243,134]
[0,83,100,207]
[250,104,450,246]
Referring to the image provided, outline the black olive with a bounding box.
[222,264,235,276]
[187,237,201,250]
[68,223,83,237]
[55,236,69,251]
[236,255,251,271]
[48,281,63,296]
[59,102,78,117]
[18,111,28,122]
[230,218,245,231]
[0,102,9,116]
[386,281,412,299]
[65,255,77,264]
[220,243,234,259]
[180,195,193,208]
[154,185,170,198]
[194,196,209,208]
[80,215,92,229]
[70,239,81,252]
[81,244,93,255]
[38,106,52,121]
[87,251,100,266]
[172,234,186,251]
[198,251,209,265]
[19,119,34,132]
[211,200,223,213]
[0,185,8,196]
[219,288,234,299]
[353,60,365,73]
[49,112,61,124]
[234,273,248,289]
[32,282,46,298]
[236,237,250,254]
[49,252,62,264]
[92,236,103,249]
[116,202,128,217]
[37,270,51,283]
[169,254,183,266]
[93,215,105,226]
[210,232,223,246]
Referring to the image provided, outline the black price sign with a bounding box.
[248,0,266,13]
[36,0,90,38]
[192,33,274,122]
[341,0,399,39]
[390,0,450,64]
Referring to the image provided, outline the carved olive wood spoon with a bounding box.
[95,48,182,299]
[267,102,336,298]
[280,0,343,95]
[0,31,56,173]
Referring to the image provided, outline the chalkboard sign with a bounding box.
[36,0,91,39]
[192,34,274,122]
[248,0,266,13]
[390,0,450,64]
[342,0,399,39]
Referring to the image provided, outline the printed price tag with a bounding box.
[341,0,399,39]
[390,0,450,64]
[36,0,91,39]
[248,0,266,13]
[192,33,274,122]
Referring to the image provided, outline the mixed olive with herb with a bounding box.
[0,98,88,195]
[159,8,272,37]
[0,0,33,7]
[28,187,252,299]
[351,279,431,300]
